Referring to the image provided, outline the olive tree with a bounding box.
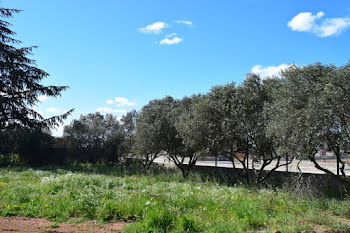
[134,96,176,169]
[267,63,350,187]
[169,95,208,177]
[204,75,293,184]
[121,110,139,157]
[134,95,207,177]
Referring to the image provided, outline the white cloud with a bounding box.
[175,20,193,26]
[317,17,350,37]
[114,97,136,107]
[166,33,177,38]
[46,107,60,114]
[251,64,291,79]
[96,107,127,114]
[288,11,324,32]
[160,37,183,45]
[37,95,48,102]
[288,11,350,37]
[139,21,168,34]
[106,99,114,105]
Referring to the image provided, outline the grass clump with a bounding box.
[0,164,349,232]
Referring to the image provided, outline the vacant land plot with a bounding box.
[0,216,126,233]
[0,164,350,232]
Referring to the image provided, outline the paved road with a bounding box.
[154,156,350,175]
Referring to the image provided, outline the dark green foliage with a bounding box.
[0,127,55,164]
[63,113,126,164]
[121,110,139,156]
[0,8,72,130]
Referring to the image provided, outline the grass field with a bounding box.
[1,163,350,232]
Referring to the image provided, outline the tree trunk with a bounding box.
[337,150,340,176]
[308,153,350,194]
[177,163,190,178]
[181,168,189,178]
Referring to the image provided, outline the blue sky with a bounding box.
[1,0,350,135]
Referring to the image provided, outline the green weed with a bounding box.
[0,164,349,232]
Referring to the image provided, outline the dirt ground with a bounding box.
[1,216,349,233]
[0,216,126,233]
[275,231,350,233]
[316,229,350,232]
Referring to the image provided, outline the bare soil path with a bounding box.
[0,216,126,233]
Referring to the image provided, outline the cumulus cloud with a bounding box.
[37,95,48,102]
[251,64,291,78]
[114,97,136,107]
[288,11,324,32]
[288,11,350,37]
[175,20,193,26]
[96,107,127,114]
[160,37,183,45]
[46,107,60,114]
[106,99,114,105]
[318,17,350,37]
[139,21,168,34]
[103,97,136,108]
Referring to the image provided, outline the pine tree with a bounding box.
[0,8,73,130]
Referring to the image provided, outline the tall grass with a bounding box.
[0,163,349,232]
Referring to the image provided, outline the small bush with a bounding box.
[0,153,21,166]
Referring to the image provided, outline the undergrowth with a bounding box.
[0,163,349,232]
